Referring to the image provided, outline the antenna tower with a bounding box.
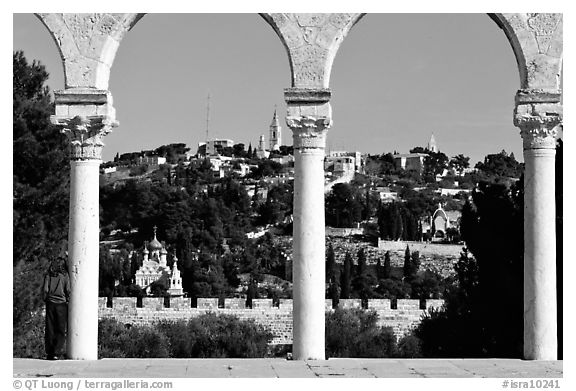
[205,93,211,143]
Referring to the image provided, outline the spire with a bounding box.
[271,106,279,127]
[269,105,282,151]
[428,133,438,153]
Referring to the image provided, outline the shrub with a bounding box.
[98,318,170,358]
[186,313,273,358]
[397,334,423,358]
[156,320,192,358]
[99,313,273,358]
[325,308,397,358]
[13,310,45,358]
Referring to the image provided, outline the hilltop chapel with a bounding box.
[134,227,184,296]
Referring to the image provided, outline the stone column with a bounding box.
[285,88,332,360]
[514,90,562,360]
[51,89,117,360]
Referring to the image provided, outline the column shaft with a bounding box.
[523,148,557,360]
[67,159,101,360]
[292,147,326,360]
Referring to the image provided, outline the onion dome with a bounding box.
[148,226,163,250]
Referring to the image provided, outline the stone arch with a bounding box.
[490,13,562,90]
[431,208,449,238]
[35,13,145,89]
[259,13,365,88]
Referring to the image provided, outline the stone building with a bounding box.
[324,151,363,179]
[256,134,270,159]
[135,227,183,297]
[421,204,461,241]
[199,138,235,156]
[269,109,282,151]
[393,152,428,172]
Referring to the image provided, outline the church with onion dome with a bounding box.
[135,226,184,296]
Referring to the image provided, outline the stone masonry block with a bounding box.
[142,297,164,310]
[279,299,293,310]
[55,105,69,116]
[113,297,137,309]
[251,299,273,309]
[397,299,420,310]
[98,297,107,309]
[170,297,191,309]
[224,298,246,309]
[325,299,334,310]
[368,299,391,310]
[197,298,218,309]
[67,104,98,117]
[339,299,362,309]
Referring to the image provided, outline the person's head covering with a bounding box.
[48,256,67,277]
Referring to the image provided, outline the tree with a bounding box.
[474,150,523,179]
[250,160,283,179]
[402,245,419,281]
[383,251,392,279]
[325,183,363,228]
[326,243,339,306]
[13,51,70,329]
[352,248,375,301]
[423,151,449,181]
[340,252,353,299]
[449,154,470,176]
[409,146,428,154]
[415,179,525,358]
[378,202,420,241]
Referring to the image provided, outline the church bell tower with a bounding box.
[269,108,281,151]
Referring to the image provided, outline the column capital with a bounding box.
[514,100,562,150]
[286,115,331,149]
[51,115,117,160]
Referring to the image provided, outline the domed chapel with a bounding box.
[134,226,183,296]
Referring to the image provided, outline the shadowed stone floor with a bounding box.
[13,358,562,378]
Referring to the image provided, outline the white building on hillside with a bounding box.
[135,227,183,296]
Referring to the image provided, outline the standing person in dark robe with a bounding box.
[42,256,71,360]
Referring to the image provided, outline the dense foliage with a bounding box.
[13,51,69,334]
[98,314,273,358]
[325,309,397,357]
[413,179,525,357]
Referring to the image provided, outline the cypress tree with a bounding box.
[383,251,392,279]
[403,245,411,279]
[410,251,420,278]
[352,248,374,301]
[356,248,367,277]
[376,257,383,280]
[340,252,352,299]
[326,243,339,306]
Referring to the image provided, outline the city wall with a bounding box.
[376,239,463,258]
[99,297,444,344]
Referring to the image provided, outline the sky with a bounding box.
[13,13,531,164]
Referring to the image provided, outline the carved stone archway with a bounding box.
[34,13,562,361]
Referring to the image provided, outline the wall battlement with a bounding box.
[99,297,445,344]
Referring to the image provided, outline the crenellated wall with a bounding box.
[98,297,444,344]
